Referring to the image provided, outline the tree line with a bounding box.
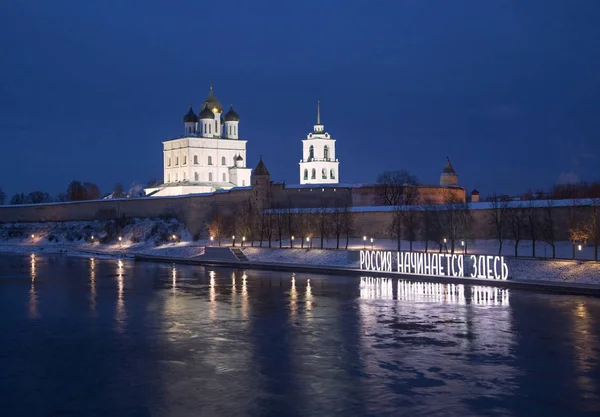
[0,179,161,205]
[205,198,355,249]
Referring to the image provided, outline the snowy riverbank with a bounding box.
[1,219,599,286]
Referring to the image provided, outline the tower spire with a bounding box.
[317,100,321,125]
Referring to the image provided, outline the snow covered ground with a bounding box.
[1,220,599,286]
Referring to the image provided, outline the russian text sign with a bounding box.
[359,250,509,280]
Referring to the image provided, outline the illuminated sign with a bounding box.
[359,250,509,280]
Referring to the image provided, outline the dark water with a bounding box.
[1,254,600,417]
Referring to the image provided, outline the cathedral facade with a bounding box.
[145,87,251,197]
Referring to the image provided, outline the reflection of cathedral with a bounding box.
[145,86,251,197]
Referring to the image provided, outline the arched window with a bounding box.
[183,172,186,181]
[324,145,329,160]
[204,123,206,134]
[234,125,236,135]
[168,157,171,166]
[194,155,198,164]
[304,169,308,180]
[222,173,226,182]
[311,168,316,179]
[209,172,213,181]
[175,157,179,166]
[309,145,314,161]
[194,172,198,181]
[208,156,213,165]
[175,173,178,181]
[221,156,226,166]
[183,155,187,165]
[330,169,335,179]
[322,168,327,179]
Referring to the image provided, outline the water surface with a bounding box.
[1,253,599,416]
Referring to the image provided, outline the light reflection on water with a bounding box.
[1,254,599,417]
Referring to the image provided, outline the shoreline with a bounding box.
[2,243,600,296]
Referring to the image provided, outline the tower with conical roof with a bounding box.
[299,101,339,185]
[440,157,459,186]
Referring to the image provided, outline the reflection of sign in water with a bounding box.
[360,277,510,306]
[359,250,509,280]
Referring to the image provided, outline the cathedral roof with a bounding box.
[224,105,240,122]
[442,157,457,175]
[199,105,215,119]
[183,106,198,123]
[202,86,223,113]
[253,157,270,176]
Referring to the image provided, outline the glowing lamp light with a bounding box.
[31,234,35,238]
[232,235,235,240]
[91,235,94,240]
[363,236,367,241]
[461,240,465,246]
[118,236,122,242]
[578,244,583,251]
[443,238,447,243]
[291,236,295,240]
[370,238,374,243]
[306,237,310,242]
[210,236,214,241]
[242,236,246,241]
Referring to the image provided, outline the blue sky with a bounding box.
[1,0,599,197]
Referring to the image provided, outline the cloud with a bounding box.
[557,172,579,185]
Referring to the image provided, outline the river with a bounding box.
[1,253,599,416]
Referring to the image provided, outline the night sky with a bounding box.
[1,0,599,198]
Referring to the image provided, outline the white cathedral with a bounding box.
[145,88,340,197]
[145,87,252,196]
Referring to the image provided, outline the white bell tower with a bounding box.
[299,101,339,184]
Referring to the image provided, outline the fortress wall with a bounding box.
[0,184,585,242]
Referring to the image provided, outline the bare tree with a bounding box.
[525,199,541,257]
[569,225,588,259]
[273,204,287,248]
[441,191,471,254]
[541,199,556,258]
[25,191,52,204]
[507,203,525,257]
[422,199,442,253]
[206,203,223,246]
[400,184,421,251]
[316,199,331,249]
[487,193,508,255]
[376,170,419,206]
[294,209,314,248]
[331,206,344,249]
[342,205,354,249]
[113,183,127,198]
[582,197,600,261]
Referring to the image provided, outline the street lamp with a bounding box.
[370,237,374,250]
[232,235,236,247]
[242,236,246,247]
[363,235,367,249]
[578,244,582,251]
[307,236,311,249]
[172,234,177,242]
[461,240,466,254]
[291,236,295,248]
[31,234,35,239]
[118,236,122,247]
